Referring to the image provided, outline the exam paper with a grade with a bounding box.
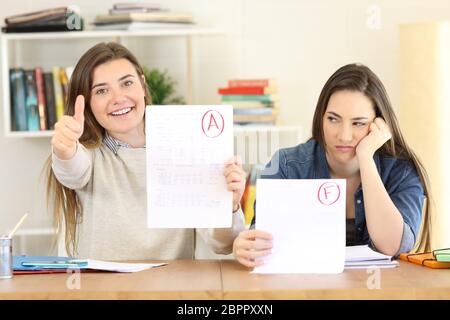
[146,105,233,228]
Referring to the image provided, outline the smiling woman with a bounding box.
[44,42,247,260]
[232,63,432,268]
[89,59,147,147]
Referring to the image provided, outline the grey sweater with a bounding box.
[52,142,245,260]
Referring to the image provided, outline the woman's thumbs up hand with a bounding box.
[51,95,86,160]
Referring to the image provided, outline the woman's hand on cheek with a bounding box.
[356,117,392,160]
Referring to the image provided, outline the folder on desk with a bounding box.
[399,250,450,269]
[13,255,167,274]
[13,255,93,274]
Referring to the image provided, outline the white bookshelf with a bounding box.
[1,29,304,161]
[1,28,222,138]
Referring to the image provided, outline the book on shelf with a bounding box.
[9,69,27,131]
[233,107,279,116]
[220,78,280,125]
[109,8,166,15]
[2,6,84,33]
[234,114,278,124]
[24,70,40,131]
[218,86,277,95]
[43,72,56,130]
[65,66,74,81]
[52,67,65,122]
[2,24,84,33]
[34,67,48,131]
[222,101,277,109]
[59,68,69,108]
[9,66,71,132]
[94,11,194,24]
[6,14,69,28]
[4,7,69,25]
[222,94,278,103]
[113,2,163,10]
[241,164,265,225]
[92,21,193,31]
[228,79,276,88]
[239,173,251,224]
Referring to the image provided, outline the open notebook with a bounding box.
[345,245,398,269]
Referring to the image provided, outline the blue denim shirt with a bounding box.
[251,139,425,256]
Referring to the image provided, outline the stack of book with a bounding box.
[218,79,279,126]
[345,245,398,269]
[10,66,74,132]
[2,7,83,33]
[93,2,194,30]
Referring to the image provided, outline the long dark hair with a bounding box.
[45,42,152,256]
[311,63,431,252]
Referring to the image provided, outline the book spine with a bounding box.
[10,69,28,131]
[34,67,47,130]
[59,68,69,108]
[43,72,56,130]
[52,66,64,121]
[233,114,277,123]
[243,185,256,225]
[228,79,273,88]
[65,66,74,80]
[218,86,276,95]
[24,70,40,131]
[222,101,275,109]
[222,94,277,102]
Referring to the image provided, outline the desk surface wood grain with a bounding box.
[220,260,450,299]
[0,260,222,299]
[1,259,449,299]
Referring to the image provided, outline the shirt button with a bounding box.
[356,199,362,204]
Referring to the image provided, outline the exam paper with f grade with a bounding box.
[253,179,346,274]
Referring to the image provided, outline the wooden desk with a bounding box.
[0,260,449,299]
[0,260,222,299]
[220,260,450,299]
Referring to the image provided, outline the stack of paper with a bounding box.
[345,245,399,269]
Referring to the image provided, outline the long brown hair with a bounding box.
[311,63,432,252]
[45,42,151,256]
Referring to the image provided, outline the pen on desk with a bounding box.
[7,212,28,238]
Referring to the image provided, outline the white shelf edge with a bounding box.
[5,131,53,138]
[1,28,224,40]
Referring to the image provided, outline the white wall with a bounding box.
[1,0,450,256]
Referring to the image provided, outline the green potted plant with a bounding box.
[143,67,185,105]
